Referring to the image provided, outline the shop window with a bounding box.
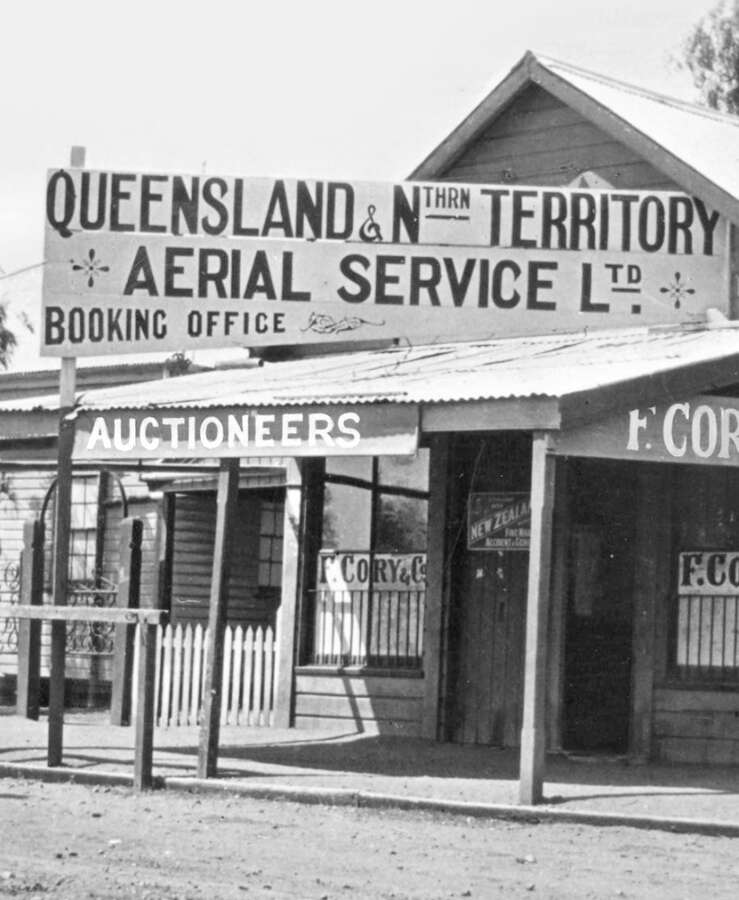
[673,551,739,683]
[69,475,100,583]
[311,451,429,669]
[258,499,284,589]
[44,474,102,588]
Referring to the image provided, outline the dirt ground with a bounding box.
[0,778,737,899]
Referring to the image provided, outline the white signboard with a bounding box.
[678,551,739,596]
[72,404,419,460]
[553,396,739,468]
[42,170,728,355]
[317,550,427,592]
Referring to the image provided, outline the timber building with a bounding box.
[4,53,739,799]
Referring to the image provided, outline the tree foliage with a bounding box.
[681,0,739,113]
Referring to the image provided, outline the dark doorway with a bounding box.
[563,459,637,753]
[445,433,531,747]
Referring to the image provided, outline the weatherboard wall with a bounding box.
[439,84,679,190]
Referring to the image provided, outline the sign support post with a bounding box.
[47,146,82,767]
[519,432,556,805]
[197,458,240,778]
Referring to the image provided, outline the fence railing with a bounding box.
[310,588,424,668]
[66,583,119,654]
[675,593,739,681]
[131,622,275,727]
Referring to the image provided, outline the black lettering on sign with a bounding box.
[638,195,666,253]
[140,175,168,233]
[110,173,136,232]
[232,179,259,238]
[326,183,354,240]
[80,171,107,230]
[392,185,420,243]
[376,255,405,305]
[123,246,159,296]
[262,180,293,238]
[46,169,75,237]
[526,261,557,310]
[337,254,371,303]
[171,176,199,236]
[243,250,276,299]
[295,181,323,239]
[201,178,228,236]
[409,257,441,306]
[164,247,194,298]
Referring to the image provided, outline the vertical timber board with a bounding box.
[273,459,302,728]
[110,518,143,726]
[133,620,157,790]
[16,520,44,719]
[157,493,175,612]
[519,433,556,805]
[546,458,570,751]
[47,146,82,768]
[652,467,673,683]
[629,466,662,761]
[295,458,325,666]
[197,459,240,778]
[422,435,450,739]
[47,357,76,767]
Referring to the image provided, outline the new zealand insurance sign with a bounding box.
[42,171,727,355]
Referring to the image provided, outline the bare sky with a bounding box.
[0,0,720,274]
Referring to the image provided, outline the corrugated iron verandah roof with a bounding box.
[61,323,739,420]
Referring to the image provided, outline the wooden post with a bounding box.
[422,435,450,740]
[273,459,302,728]
[295,459,325,668]
[133,616,157,790]
[110,518,143,726]
[629,466,664,762]
[47,145,83,768]
[546,459,569,751]
[47,367,76,767]
[519,432,556,805]
[16,520,45,719]
[197,459,240,778]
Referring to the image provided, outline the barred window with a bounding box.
[673,551,739,683]
[258,498,283,589]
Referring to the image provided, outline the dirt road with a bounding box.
[0,778,737,899]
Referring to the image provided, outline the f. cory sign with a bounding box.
[42,169,727,356]
[553,396,739,467]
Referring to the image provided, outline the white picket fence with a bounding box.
[131,622,276,727]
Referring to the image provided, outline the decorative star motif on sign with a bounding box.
[659,272,695,309]
[70,248,110,288]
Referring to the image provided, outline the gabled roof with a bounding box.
[411,52,739,227]
[2,321,736,432]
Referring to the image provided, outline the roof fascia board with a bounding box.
[559,355,739,430]
[530,62,739,227]
[421,397,561,432]
[0,409,60,440]
[409,57,533,180]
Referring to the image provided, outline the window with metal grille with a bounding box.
[258,498,283,589]
[43,474,101,588]
[673,551,739,683]
[311,452,429,668]
[69,475,100,583]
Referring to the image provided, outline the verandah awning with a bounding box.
[5,321,739,460]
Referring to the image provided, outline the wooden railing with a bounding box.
[131,622,276,727]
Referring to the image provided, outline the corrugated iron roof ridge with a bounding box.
[536,53,739,128]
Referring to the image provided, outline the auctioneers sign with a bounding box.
[42,170,728,356]
[72,403,419,460]
[552,395,739,467]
